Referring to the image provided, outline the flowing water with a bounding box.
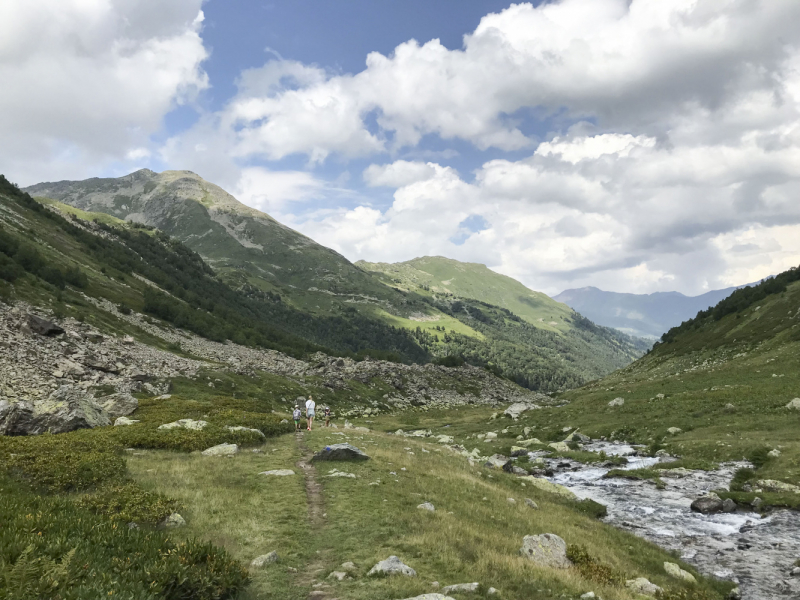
[538,441,800,600]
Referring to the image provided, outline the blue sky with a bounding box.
[4,1,800,296]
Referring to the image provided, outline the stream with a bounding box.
[537,441,800,600]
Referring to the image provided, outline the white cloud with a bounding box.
[235,167,325,213]
[363,160,438,187]
[0,0,208,185]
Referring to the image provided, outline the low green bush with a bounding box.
[0,483,249,600]
[747,446,773,469]
[77,483,178,525]
[730,467,755,491]
[575,498,608,518]
[566,544,623,586]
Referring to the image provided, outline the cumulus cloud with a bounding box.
[363,160,438,187]
[0,0,208,185]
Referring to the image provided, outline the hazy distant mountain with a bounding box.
[553,285,749,339]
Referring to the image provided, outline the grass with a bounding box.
[129,424,732,599]
[604,468,666,489]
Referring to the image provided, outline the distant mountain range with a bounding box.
[553,285,754,339]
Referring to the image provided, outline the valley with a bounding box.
[0,173,798,600]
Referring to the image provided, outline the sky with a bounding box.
[3,1,800,296]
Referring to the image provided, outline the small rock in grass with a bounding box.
[667,427,682,435]
[327,571,347,581]
[487,588,498,595]
[524,498,539,509]
[442,582,479,593]
[114,416,140,426]
[163,512,186,528]
[581,593,596,599]
[340,561,356,572]
[507,497,516,505]
[259,469,295,476]
[201,443,238,457]
[368,555,416,577]
[225,425,265,438]
[664,562,697,583]
[311,443,370,462]
[326,469,356,478]
[251,551,279,568]
[397,595,456,600]
[158,418,207,431]
[626,577,662,597]
[417,502,435,512]
[608,397,624,407]
[767,448,781,458]
[520,533,571,569]
[785,398,800,410]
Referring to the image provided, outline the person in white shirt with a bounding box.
[305,396,316,431]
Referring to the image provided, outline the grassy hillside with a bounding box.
[0,175,428,362]
[359,256,573,333]
[538,267,800,509]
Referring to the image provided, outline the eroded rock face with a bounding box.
[0,385,109,435]
[519,533,572,569]
[311,443,370,462]
[99,393,138,420]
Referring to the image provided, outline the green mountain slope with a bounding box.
[541,266,800,508]
[24,169,418,318]
[359,256,573,333]
[0,176,427,361]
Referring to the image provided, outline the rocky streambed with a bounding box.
[541,441,799,600]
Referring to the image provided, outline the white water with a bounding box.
[536,442,800,600]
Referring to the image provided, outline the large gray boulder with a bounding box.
[368,555,416,576]
[0,386,110,435]
[201,443,238,457]
[520,534,572,569]
[504,402,538,419]
[99,393,138,420]
[27,314,64,336]
[311,443,370,462]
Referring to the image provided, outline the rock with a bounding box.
[691,495,724,514]
[767,448,781,458]
[791,567,800,577]
[548,442,570,452]
[484,454,510,469]
[441,582,479,593]
[340,561,356,572]
[664,562,697,583]
[485,432,498,440]
[99,393,138,420]
[785,398,800,410]
[225,425,266,438]
[368,555,416,577]
[28,314,64,336]
[114,416,140,426]
[580,593,596,599]
[487,588,498,596]
[397,595,456,600]
[504,402,539,419]
[608,397,625,407]
[565,431,590,443]
[722,498,737,513]
[751,497,763,510]
[520,533,571,569]
[726,588,741,600]
[518,476,577,500]
[259,469,295,476]
[417,502,436,512]
[163,512,186,528]
[667,427,682,435]
[0,385,110,435]
[312,443,370,462]
[201,443,238,457]
[757,479,800,494]
[524,498,539,509]
[325,469,356,478]
[435,434,454,444]
[158,419,208,431]
[328,570,348,581]
[517,438,543,447]
[251,551,279,567]
[626,578,662,597]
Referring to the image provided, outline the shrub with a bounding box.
[40,266,66,290]
[575,498,608,518]
[566,544,624,586]
[77,483,178,525]
[747,447,773,469]
[0,485,249,600]
[0,254,23,282]
[64,266,88,288]
[117,303,132,315]
[13,243,43,273]
[730,467,756,491]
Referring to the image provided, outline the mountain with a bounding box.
[360,256,651,390]
[21,170,647,391]
[358,256,573,333]
[553,285,746,339]
[24,169,411,317]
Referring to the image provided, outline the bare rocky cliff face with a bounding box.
[0,298,545,435]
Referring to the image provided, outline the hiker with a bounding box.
[292,405,302,432]
[324,405,331,427]
[305,395,316,431]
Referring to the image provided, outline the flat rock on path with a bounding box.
[520,533,572,569]
[368,556,416,577]
[311,443,370,462]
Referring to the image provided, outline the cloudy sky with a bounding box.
[4,0,800,296]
